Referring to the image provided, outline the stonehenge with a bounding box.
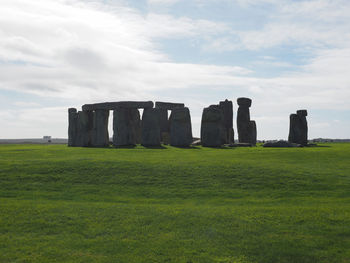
[68,101,187,148]
[68,98,310,149]
[237,98,257,145]
[288,110,308,146]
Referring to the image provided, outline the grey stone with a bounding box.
[263,140,303,147]
[141,108,161,147]
[91,109,109,147]
[237,97,256,145]
[113,108,141,146]
[249,120,257,146]
[288,110,308,146]
[155,102,185,110]
[82,101,153,111]
[219,99,234,144]
[158,108,169,131]
[237,97,252,107]
[201,105,225,147]
[76,110,93,147]
[68,108,78,147]
[169,107,193,147]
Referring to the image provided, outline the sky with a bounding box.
[0,0,349,139]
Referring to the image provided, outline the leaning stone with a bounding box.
[68,108,78,146]
[141,108,161,147]
[82,101,154,111]
[201,105,225,147]
[249,120,257,146]
[113,108,140,146]
[169,107,193,147]
[155,102,185,110]
[91,109,109,147]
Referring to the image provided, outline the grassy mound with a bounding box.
[0,143,349,262]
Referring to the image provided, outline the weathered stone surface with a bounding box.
[91,109,109,147]
[237,97,256,145]
[76,110,93,147]
[68,108,78,146]
[141,108,161,147]
[113,108,140,146]
[82,101,153,111]
[249,120,257,146]
[288,110,308,146]
[219,99,234,144]
[155,102,185,110]
[237,97,252,108]
[201,105,225,147]
[297,110,308,117]
[263,140,303,147]
[158,108,169,134]
[169,107,193,147]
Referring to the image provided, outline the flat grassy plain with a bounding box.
[0,143,349,263]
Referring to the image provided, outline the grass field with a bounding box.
[0,143,349,263]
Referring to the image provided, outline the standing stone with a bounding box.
[288,110,308,146]
[68,108,78,146]
[201,105,225,147]
[219,99,234,144]
[92,109,109,147]
[237,97,256,145]
[113,108,140,146]
[141,108,161,147]
[249,120,257,146]
[158,108,169,144]
[76,110,93,147]
[169,107,193,147]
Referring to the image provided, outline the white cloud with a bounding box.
[0,0,349,139]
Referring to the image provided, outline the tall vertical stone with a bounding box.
[141,108,161,147]
[219,99,234,144]
[113,108,140,146]
[158,108,169,144]
[201,105,225,147]
[76,110,93,147]
[92,109,109,147]
[249,120,257,146]
[237,97,256,145]
[288,110,308,146]
[169,107,193,147]
[68,108,78,146]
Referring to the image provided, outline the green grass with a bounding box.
[0,143,349,263]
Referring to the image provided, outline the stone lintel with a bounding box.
[155,101,184,110]
[82,101,154,111]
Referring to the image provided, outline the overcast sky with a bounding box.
[0,0,349,139]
